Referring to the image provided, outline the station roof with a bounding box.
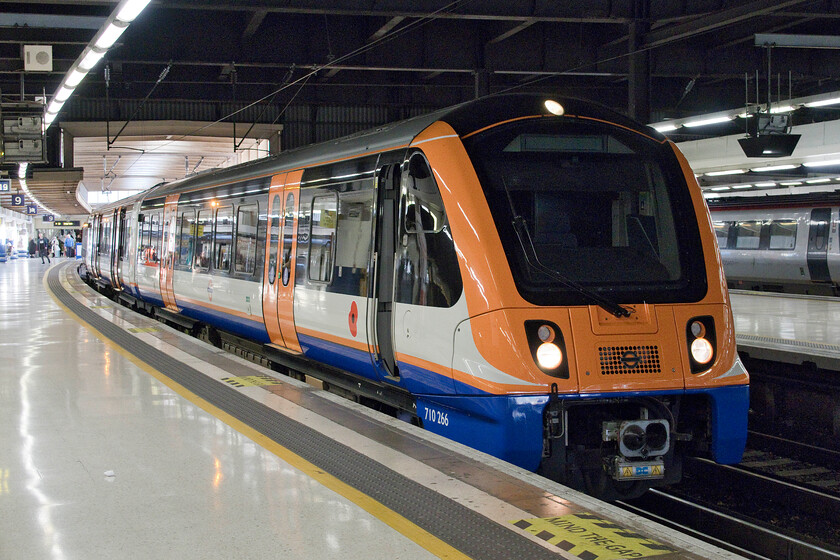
[1,1,839,216]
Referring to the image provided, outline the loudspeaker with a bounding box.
[23,45,53,72]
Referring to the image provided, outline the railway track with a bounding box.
[620,446,840,559]
[619,489,840,560]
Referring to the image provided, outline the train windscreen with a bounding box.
[463,117,707,306]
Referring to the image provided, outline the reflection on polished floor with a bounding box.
[0,258,435,560]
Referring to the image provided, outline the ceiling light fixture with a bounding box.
[44,0,152,130]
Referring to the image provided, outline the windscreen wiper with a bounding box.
[501,181,632,319]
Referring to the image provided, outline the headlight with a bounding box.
[525,321,569,378]
[686,316,716,373]
[691,337,714,364]
[537,342,563,369]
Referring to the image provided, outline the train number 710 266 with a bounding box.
[423,407,449,427]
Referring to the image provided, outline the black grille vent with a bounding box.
[598,345,661,375]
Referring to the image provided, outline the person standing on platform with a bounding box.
[37,232,51,264]
[28,238,36,258]
[51,235,60,258]
[64,233,75,258]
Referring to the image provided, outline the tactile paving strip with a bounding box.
[48,263,558,560]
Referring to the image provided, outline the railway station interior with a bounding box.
[2,2,840,559]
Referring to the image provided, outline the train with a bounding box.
[80,93,749,500]
[708,193,840,296]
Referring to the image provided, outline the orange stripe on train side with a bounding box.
[175,294,264,323]
[296,326,370,353]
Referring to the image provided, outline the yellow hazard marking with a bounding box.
[127,326,160,333]
[511,513,677,559]
[652,465,662,476]
[622,466,633,478]
[222,375,283,387]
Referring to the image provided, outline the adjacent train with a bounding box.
[708,193,840,296]
[80,94,749,499]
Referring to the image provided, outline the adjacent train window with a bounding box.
[309,195,337,282]
[177,210,195,266]
[214,206,233,271]
[395,152,463,307]
[194,209,213,270]
[235,204,258,274]
[712,221,731,249]
[734,220,762,249]
[768,220,797,250]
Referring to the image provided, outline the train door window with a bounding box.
[234,204,258,274]
[149,212,161,263]
[734,220,761,249]
[118,210,129,262]
[177,209,195,267]
[395,151,463,307]
[194,209,213,270]
[101,218,112,256]
[309,195,337,282]
[267,195,281,284]
[768,220,797,250]
[214,206,233,271]
[138,214,151,264]
[809,209,830,252]
[712,221,732,249]
[281,193,295,286]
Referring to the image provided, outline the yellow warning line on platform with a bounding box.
[45,265,471,560]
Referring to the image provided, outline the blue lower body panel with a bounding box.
[416,394,549,472]
[178,301,270,344]
[691,384,749,464]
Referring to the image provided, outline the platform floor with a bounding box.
[0,258,743,560]
[730,290,840,369]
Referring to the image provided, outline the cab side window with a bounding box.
[395,152,462,307]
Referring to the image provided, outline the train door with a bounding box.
[807,208,831,283]
[262,170,303,352]
[159,195,180,310]
[91,214,101,278]
[367,161,401,378]
[112,208,126,290]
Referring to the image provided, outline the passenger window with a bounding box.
[194,210,212,270]
[149,213,161,263]
[309,195,337,282]
[214,206,233,271]
[177,210,195,266]
[235,204,258,274]
[768,220,796,250]
[395,152,463,307]
[734,220,761,249]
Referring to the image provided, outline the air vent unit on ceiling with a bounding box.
[23,45,53,72]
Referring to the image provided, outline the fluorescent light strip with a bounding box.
[803,159,840,168]
[780,181,803,186]
[18,164,60,217]
[116,0,152,23]
[652,123,678,132]
[755,182,777,187]
[751,164,797,172]
[731,184,753,189]
[682,115,733,128]
[710,186,731,191]
[806,178,832,184]
[705,169,746,176]
[805,96,840,108]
